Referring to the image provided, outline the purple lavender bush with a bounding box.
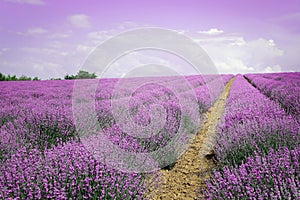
[245,72,300,120]
[0,75,233,199]
[0,141,146,199]
[202,146,300,199]
[198,74,300,199]
[0,80,77,161]
[214,75,299,166]
[94,75,232,155]
[0,80,146,199]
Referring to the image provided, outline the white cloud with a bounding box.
[0,48,10,56]
[268,39,275,46]
[0,50,79,79]
[194,33,284,74]
[27,27,48,35]
[87,29,126,45]
[47,41,63,49]
[20,47,70,57]
[68,14,91,28]
[0,48,9,56]
[87,31,110,40]
[3,23,296,79]
[245,38,283,62]
[194,35,244,45]
[76,44,93,53]
[103,50,198,78]
[4,0,45,5]
[262,65,282,73]
[1,48,9,52]
[115,21,139,29]
[60,52,69,56]
[198,28,224,35]
[230,37,247,46]
[27,60,67,79]
[48,31,72,39]
[12,27,48,36]
[84,27,285,76]
[176,30,187,35]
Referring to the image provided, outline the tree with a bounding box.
[76,70,97,79]
[64,74,75,80]
[64,70,97,80]
[0,73,40,81]
[0,73,5,81]
[18,75,31,81]
[5,74,16,81]
[10,75,17,81]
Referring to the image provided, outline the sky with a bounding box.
[0,0,300,79]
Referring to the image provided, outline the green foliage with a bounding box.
[0,71,97,81]
[76,70,97,79]
[5,74,17,81]
[18,75,32,81]
[0,72,5,81]
[64,74,75,80]
[0,72,40,81]
[221,132,298,167]
[64,70,97,80]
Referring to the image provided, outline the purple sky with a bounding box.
[0,0,299,79]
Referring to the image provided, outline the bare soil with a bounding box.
[145,78,234,200]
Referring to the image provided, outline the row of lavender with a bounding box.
[72,74,232,172]
[244,72,300,120]
[0,74,221,159]
[200,74,299,199]
[0,80,144,199]
[0,74,232,199]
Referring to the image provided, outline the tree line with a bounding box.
[0,73,39,81]
[0,70,97,81]
[64,70,97,79]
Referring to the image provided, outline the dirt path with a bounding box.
[145,78,234,200]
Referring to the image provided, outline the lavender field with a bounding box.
[0,72,299,199]
[202,74,300,199]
